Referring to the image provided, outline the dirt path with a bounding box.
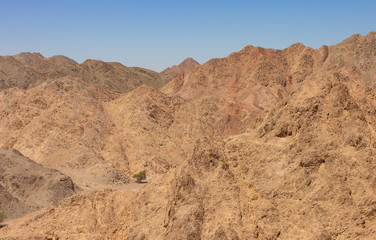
[78,181,147,196]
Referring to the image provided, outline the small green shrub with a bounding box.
[132,170,146,183]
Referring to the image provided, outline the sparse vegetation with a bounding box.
[132,170,146,183]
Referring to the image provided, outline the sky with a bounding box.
[0,0,376,71]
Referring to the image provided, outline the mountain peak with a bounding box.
[161,57,200,75]
[13,52,44,65]
[181,57,199,65]
[45,55,77,65]
[338,31,376,46]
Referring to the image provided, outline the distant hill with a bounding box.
[0,52,174,93]
[161,57,200,76]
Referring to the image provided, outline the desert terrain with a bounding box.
[0,32,376,239]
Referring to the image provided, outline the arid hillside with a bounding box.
[162,57,200,76]
[0,148,76,220]
[1,32,376,239]
[0,77,130,190]
[0,52,174,93]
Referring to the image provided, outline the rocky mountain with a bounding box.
[0,76,130,190]
[0,148,76,220]
[1,32,376,239]
[162,57,200,77]
[0,52,174,93]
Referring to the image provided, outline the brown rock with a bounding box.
[2,32,376,239]
[0,77,129,189]
[162,57,200,76]
[0,53,175,93]
[0,148,76,220]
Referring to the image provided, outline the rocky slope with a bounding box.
[161,40,330,137]
[0,52,174,93]
[162,57,200,77]
[0,77,129,189]
[0,148,76,220]
[1,32,376,239]
[0,185,32,222]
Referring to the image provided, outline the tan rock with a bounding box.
[0,53,175,93]
[162,57,200,76]
[0,148,76,220]
[2,32,376,239]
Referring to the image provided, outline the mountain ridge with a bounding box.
[2,32,376,239]
[0,53,175,93]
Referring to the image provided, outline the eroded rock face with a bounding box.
[0,148,76,220]
[0,185,32,221]
[0,77,129,189]
[126,137,243,240]
[2,32,376,239]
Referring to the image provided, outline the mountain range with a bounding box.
[1,32,376,239]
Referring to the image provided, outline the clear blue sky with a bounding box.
[1,0,375,71]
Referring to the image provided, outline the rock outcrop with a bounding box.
[0,148,76,220]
